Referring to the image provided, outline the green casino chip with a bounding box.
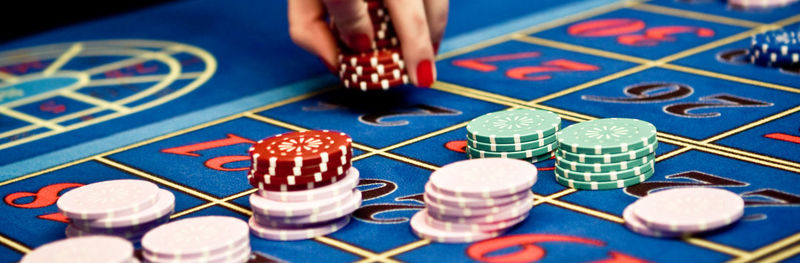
[555,160,654,182]
[557,118,657,155]
[467,109,561,144]
[466,141,557,159]
[524,151,555,163]
[555,166,654,190]
[556,153,654,173]
[466,133,557,152]
[557,142,658,164]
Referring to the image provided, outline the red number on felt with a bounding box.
[765,132,800,144]
[466,234,651,263]
[618,26,714,46]
[205,156,251,172]
[0,61,45,75]
[506,59,599,81]
[161,133,255,171]
[4,183,83,223]
[568,18,646,37]
[39,100,67,114]
[452,52,598,81]
[445,140,467,153]
[104,63,159,78]
[568,18,714,46]
[452,52,541,72]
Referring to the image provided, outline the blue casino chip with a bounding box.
[748,29,800,67]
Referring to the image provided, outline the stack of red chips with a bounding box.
[334,0,409,91]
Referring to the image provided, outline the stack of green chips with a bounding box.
[554,118,658,190]
[465,109,561,163]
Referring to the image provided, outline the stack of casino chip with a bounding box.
[142,216,251,263]
[410,159,536,243]
[246,130,361,241]
[554,118,657,190]
[623,187,744,238]
[56,179,175,243]
[334,0,409,91]
[747,29,799,67]
[728,0,799,9]
[465,109,561,163]
[21,236,136,263]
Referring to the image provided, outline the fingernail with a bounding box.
[415,59,434,88]
[349,34,372,52]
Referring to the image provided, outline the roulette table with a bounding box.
[1,0,799,262]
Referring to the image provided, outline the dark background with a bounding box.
[0,1,174,43]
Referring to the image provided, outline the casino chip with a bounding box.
[555,167,654,190]
[424,182,532,208]
[557,141,657,164]
[142,216,250,261]
[253,190,361,226]
[57,179,175,242]
[554,118,657,190]
[332,0,410,91]
[21,236,134,263]
[249,130,352,169]
[466,142,557,159]
[467,133,557,152]
[70,189,175,229]
[465,109,562,162]
[556,153,654,173]
[633,187,745,233]
[410,211,503,243]
[557,118,656,155]
[429,158,538,198]
[411,158,536,243]
[57,179,161,220]
[623,200,683,238]
[556,160,654,182]
[247,130,360,240]
[249,216,351,241]
[747,29,800,67]
[729,0,799,9]
[623,187,745,238]
[258,167,361,202]
[250,189,356,217]
[467,109,561,144]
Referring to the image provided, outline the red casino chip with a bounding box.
[341,68,405,84]
[343,74,409,91]
[336,36,397,54]
[372,37,399,50]
[339,49,401,67]
[250,150,352,176]
[339,60,405,76]
[374,27,397,40]
[369,12,390,24]
[366,0,384,10]
[249,130,352,168]
[248,162,351,187]
[368,6,387,18]
[248,168,350,192]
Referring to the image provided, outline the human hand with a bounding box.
[288,0,448,88]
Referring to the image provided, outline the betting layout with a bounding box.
[2,0,800,262]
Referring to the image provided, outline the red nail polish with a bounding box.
[415,60,434,88]
[349,34,372,52]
